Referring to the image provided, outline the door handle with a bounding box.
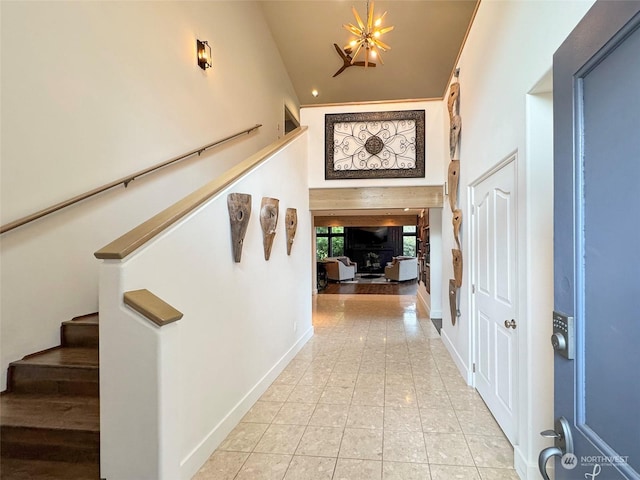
[538,417,574,480]
[538,446,563,480]
[504,319,517,329]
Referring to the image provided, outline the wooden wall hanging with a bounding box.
[260,197,279,261]
[448,72,463,325]
[448,160,460,212]
[227,193,251,263]
[447,82,460,120]
[449,115,462,159]
[285,208,297,255]
[452,209,462,250]
[448,279,458,326]
[452,249,463,288]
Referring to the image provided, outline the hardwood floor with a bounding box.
[319,278,418,295]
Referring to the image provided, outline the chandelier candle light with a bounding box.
[343,0,394,67]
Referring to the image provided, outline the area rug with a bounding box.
[341,274,392,284]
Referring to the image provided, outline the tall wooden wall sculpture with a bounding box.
[285,208,298,255]
[227,193,251,263]
[448,69,462,325]
[260,197,279,260]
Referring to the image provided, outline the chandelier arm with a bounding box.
[373,39,391,51]
[352,6,365,30]
[373,46,384,65]
[351,42,364,64]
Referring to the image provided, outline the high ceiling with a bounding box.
[260,0,479,106]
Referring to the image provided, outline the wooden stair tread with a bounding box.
[15,347,98,368]
[1,394,99,431]
[61,313,98,326]
[0,457,99,480]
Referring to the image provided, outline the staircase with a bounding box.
[0,314,100,479]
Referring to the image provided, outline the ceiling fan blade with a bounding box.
[334,43,348,60]
[353,61,376,68]
[333,66,347,77]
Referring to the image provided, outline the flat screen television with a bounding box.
[352,227,389,245]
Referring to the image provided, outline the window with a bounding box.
[402,225,417,256]
[316,226,345,259]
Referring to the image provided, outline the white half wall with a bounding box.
[99,133,312,480]
[438,1,595,479]
[0,1,298,388]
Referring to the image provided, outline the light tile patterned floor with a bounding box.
[194,294,519,480]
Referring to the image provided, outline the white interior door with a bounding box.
[472,157,518,443]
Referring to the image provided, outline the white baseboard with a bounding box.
[179,326,315,479]
[515,445,545,479]
[440,328,472,384]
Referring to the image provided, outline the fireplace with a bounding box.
[351,248,394,273]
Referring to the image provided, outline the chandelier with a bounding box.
[343,0,394,67]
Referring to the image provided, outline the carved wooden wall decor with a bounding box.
[448,160,460,212]
[452,249,463,288]
[447,83,460,120]
[452,209,462,250]
[448,71,463,325]
[227,193,251,263]
[449,279,458,326]
[285,208,297,255]
[260,197,279,261]
[449,115,462,159]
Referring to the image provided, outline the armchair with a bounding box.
[323,256,357,282]
[384,256,418,282]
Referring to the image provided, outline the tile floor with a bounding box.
[194,294,519,480]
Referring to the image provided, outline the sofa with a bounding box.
[323,256,357,282]
[384,256,418,281]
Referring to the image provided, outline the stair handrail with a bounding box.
[95,127,307,260]
[0,124,262,235]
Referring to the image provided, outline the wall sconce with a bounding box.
[197,39,212,70]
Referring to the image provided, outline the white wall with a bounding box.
[100,133,312,480]
[0,1,298,388]
[302,101,446,188]
[438,1,594,478]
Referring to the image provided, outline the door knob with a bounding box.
[504,319,517,329]
[538,417,574,480]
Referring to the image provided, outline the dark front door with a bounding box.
[546,2,640,479]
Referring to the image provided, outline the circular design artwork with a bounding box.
[364,135,384,155]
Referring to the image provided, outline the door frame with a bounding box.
[469,151,520,444]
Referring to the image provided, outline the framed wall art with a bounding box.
[325,110,425,180]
